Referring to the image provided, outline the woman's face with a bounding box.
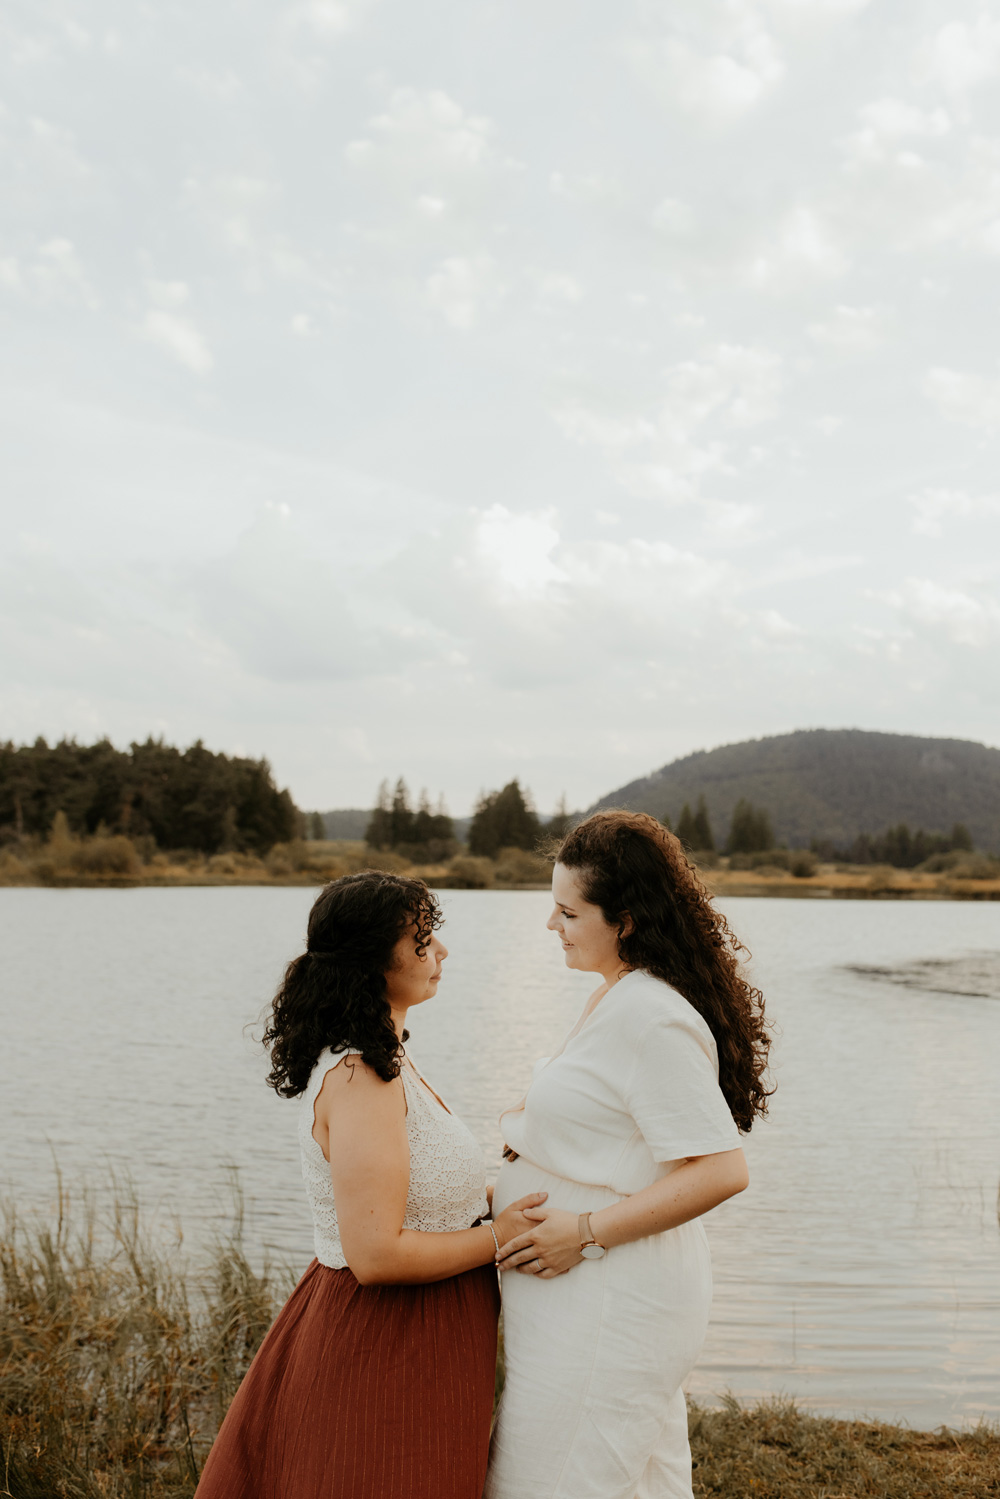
[384,925,448,1012]
[547,863,624,981]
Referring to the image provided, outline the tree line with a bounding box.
[362,776,980,870]
[667,796,975,867]
[364,777,575,861]
[0,737,298,855]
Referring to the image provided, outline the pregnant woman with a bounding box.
[196,870,545,1499]
[486,810,772,1499]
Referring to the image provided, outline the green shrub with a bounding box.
[493,847,550,884]
[70,835,141,878]
[948,853,1000,880]
[437,855,495,889]
[0,848,30,885]
[790,851,818,878]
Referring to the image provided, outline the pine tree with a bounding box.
[389,777,415,848]
[365,780,392,850]
[309,811,325,841]
[676,803,697,850]
[546,794,574,841]
[468,779,540,858]
[413,788,434,846]
[726,799,774,855]
[692,794,714,851]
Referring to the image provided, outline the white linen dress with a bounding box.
[485,969,741,1499]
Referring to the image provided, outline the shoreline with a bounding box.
[2,870,998,899]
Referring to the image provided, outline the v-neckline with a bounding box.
[403,1056,454,1116]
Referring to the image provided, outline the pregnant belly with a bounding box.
[493,1155,625,1219]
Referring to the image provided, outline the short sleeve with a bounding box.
[624,1016,742,1162]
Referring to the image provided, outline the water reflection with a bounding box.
[2,887,998,1429]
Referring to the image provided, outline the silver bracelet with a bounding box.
[487,1222,500,1257]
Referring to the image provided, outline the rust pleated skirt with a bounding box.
[195,1258,500,1499]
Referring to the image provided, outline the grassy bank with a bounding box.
[2,1190,997,1498]
[2,828,999,898]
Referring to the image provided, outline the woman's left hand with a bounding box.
[494,1207,583,1277]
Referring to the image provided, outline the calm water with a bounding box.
[3,887,999,1429]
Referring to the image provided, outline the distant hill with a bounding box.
[317,809,370,840]
[588,730,1000,852]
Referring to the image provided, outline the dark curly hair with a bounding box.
[556,810,773,1132]
[262,871,443,1097]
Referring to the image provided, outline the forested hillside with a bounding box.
[0,738,298,854]
[589,730,1000,852]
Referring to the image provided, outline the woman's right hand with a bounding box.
[492,1192,548,1250]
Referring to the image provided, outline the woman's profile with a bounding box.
[195,869,545,1499]
[485,810,772,1499]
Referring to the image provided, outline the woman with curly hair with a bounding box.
[196,870,546,1499]
[485,810,772,1499]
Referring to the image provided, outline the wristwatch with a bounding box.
[578,1212,606,1259]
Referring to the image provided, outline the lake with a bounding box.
[2,886,998,1430]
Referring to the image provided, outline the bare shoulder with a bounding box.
[314,1054,405,1119]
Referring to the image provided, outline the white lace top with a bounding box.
[299,1046,491,1270]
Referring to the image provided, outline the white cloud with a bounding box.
[922,366,1000,432]
[27,116,93,183]
[888,578,1000,647]
[140,282,213,373]
[552,343,781,505]
[844,97,951,166]
[766,0,871,13]
[914,17,1000,96]
[0,238,97,307]
[807,303,881,349]
[625,13,785,121]
[425,255,502,329]
[286,0,372,39]
[651,197,697,236]
[749,207,848,284]
[345,88,506,179]
[533,271,584,305]
[909,488,1000,537]
[473,507,565,595]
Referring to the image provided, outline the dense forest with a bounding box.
[591,729,1000,853]
[0,738,298,854]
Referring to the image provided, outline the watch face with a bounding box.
[580,1242,606,1259]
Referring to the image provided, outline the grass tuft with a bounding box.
[689,1394,1000,1497]
[0,1179,291,1498]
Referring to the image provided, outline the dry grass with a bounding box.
[3,1187,997,1498]
[0,1178,290,1498]
[689,1395,1000,1497]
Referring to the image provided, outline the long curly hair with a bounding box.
[555,810,773,1132]
[262,871,443,1097]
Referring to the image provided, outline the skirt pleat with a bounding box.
[196,1258,500,1499]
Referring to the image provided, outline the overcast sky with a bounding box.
[3,0,1000,815]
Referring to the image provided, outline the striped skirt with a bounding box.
[195,1258,500,1499]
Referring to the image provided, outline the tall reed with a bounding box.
[1,1176,289,1498]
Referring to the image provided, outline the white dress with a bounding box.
[298,1046,490,1267]
[485,969,741,1499]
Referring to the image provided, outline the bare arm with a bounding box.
[496,1148,748,1277]
[315,1058,545,1286]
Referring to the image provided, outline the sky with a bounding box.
[2,0,1000,815]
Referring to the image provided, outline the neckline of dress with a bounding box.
[574,967,645,1035]
[401,1055,454,1117]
